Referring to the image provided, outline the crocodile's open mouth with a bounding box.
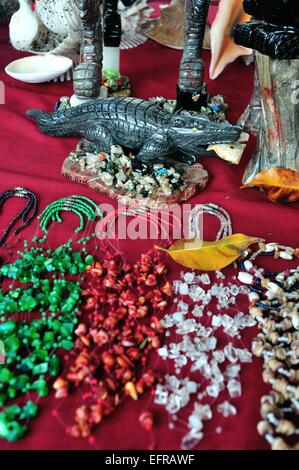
[173,126,242,146]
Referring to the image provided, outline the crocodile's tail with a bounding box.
[27,109,79,137]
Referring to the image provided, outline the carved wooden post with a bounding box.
[237,65,261,137]
[242,53,299,184]
[234,0,299,183]
[176,0,210,111]
[73,0,102,103]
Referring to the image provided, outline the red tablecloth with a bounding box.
[0,16,298,450]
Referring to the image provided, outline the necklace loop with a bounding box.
[188,203,232,240]
[0,187,37,247]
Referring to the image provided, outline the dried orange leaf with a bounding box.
[155,234,263,271]
[242,167,299,204]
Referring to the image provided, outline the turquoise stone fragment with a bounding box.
[9,290,21,299]
[7,387,17,399]
[85,255,93,265]
[44,259,55,272]
[14,374,29,390]
[4,335,20,354]
[60,339,74,351]
[72,252,82,263]
[32,363,48,375]
[31,379,49,397]
[0,368,12,382]
[69,265,78,275]
[0,320,16,335]
[7,267,18,279]
[20,296,38,311]
[34,349,49,361]
[19,401,38,419]
[49,356,60,376]
[60,323,73,337]
[43,331,54,344]
[2,420,25,442]
[0,228,92,443]
[4,405,21,420]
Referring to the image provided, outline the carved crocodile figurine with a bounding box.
[28,97,242,165]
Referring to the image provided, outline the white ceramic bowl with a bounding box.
[5,55,73,84]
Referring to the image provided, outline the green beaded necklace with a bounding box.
[38,195,102,233]
[0,195,102,442]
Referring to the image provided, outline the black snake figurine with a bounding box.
[234,0,299,60]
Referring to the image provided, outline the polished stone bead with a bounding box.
[31,379,49,397]
[60,323,73,337]
[4,335,20,354]
[34,349,49,361]
[85,255,94,265]
[9,290,21,299]
[32,363,48,375]
[0,417,25,442]
[7,387,17,399]
[0,368,13,382]
[43,331,55,344]
[72,252,82,263]
[3,405,21,420]
[60,339,74,351]
[49,356,60,376]
[19,401,38,419]
[69,265,78,275]
[14,374,29,391]
[0,320,16,335]
[20,296,38,311]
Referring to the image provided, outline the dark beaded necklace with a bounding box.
[0,187,37,248]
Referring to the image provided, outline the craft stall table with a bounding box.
[0,6,298,450]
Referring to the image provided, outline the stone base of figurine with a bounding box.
[61,145,209,209]
[149,93,228,123]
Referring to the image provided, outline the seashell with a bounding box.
[279,252,293,261]
[119,0,152,50]
[10,0,151,62]
[292,312,299,331]
[265,243,277,252]
[244,260,253,271]
[141,0,210,50]
[248,292,259,302]
[267,282,280,293]
[5,55,73,84]
[209,0,252,80]
[237,272,253,284]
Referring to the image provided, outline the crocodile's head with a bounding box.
[168,111,242,155]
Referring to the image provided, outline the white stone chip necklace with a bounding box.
[155,268,254,450]
[153,204,255,450]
